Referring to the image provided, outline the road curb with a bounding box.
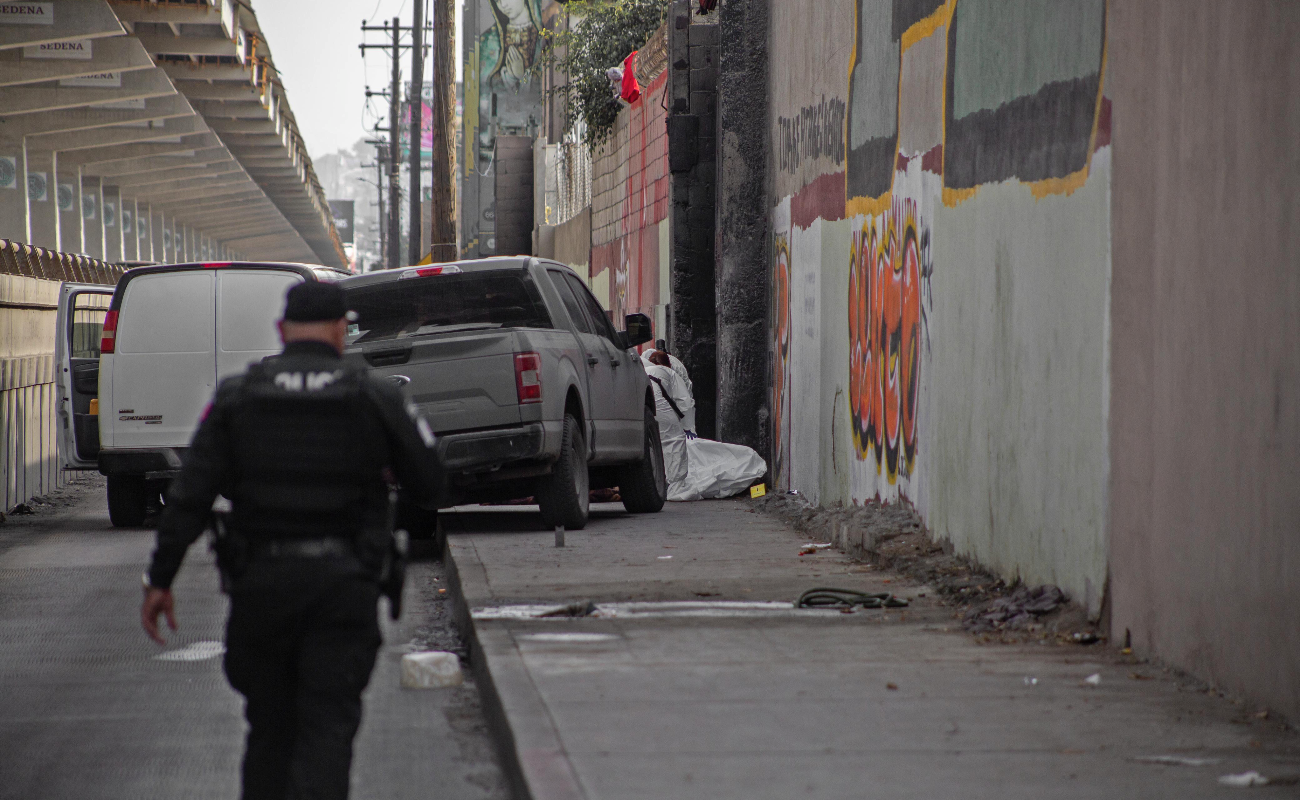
[443,535,587,800]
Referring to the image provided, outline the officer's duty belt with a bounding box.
[256,538,354,559]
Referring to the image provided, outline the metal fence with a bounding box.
[0,239,123,514]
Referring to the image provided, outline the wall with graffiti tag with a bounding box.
[768,0,1112,612]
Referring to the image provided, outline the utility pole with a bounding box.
[408,1,424,266]
[361,17,429,268]
[364,135,388,268]
[387,17,402,269]
[428,0,456,263]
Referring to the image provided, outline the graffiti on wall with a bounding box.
[847,200,930,481]
[773,233,792,484]
[776,96,847,174]
[768,0,1110,499]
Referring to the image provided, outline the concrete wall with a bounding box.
[0,246,121,512]
[715,0,770,453]
[667,4,720,437]
[553,205,590,275]
[1108,0,1300,718]
[768,0,1112,610]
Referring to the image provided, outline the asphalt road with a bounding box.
[0,475,509,800]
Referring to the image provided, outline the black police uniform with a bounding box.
[146,285,442,800]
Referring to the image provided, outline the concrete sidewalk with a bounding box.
[444,500,1300,800]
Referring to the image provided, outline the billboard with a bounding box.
[329,199,355,244]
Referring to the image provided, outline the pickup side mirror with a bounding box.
[622,313,654,348]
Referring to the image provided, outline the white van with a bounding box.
[56,262,345,526]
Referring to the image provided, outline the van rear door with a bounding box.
[54,283,113,468]
[216,268,303,379]
[108,270,216,448]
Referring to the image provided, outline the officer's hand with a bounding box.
[141,587,177,645]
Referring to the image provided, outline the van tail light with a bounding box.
[100,310,119,354]
[514,352,542,404]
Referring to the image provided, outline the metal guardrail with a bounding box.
[0,239,128,287]
[0,239,125,514]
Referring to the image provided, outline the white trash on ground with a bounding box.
[401,651,464,689]
[1218,771,1270,787]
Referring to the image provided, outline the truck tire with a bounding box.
[536,413,590,530]
[107,475,149,528]
[620,406,667,514]
[396,498,440,540]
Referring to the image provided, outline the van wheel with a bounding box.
[620,406,667,514]
[107,475,149,528]
[536,413,589,530]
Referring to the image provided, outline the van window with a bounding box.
[116,271,214,354]
[219,271,301,352]
[70,292,109,359]
[345,269,552,344]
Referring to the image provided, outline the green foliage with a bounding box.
[545,0,669,151]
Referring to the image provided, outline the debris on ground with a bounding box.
[1218,771,1271,788]
[1131,755,1220,767]
[751,493,1101,645]
[1084,673,1102,686]
[795,587,908,610]
[400,651,464,689]
[8,503,34,515]
[962,584,1065,632]
[536,600,597,618]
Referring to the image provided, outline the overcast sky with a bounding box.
[253,0,462,160]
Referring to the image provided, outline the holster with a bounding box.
[360,490,408,620]
[209,511,250,594]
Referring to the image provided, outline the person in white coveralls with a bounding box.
[641,350,767,501]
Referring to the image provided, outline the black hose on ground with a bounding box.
[795,587,909,610]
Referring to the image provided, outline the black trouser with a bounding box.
[223,556,381,800]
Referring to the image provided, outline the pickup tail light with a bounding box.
[400,265,463,279]
[100,310,119,354]
[514,351,542,404]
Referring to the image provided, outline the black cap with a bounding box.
[283,281,348,322]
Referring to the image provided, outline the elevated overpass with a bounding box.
[0,0,346,269]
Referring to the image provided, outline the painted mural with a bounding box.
[772,232,792,484]
[847,200,928,482]
[769,0,1110,510]
[480,0,546,91]
[461,0,555,257]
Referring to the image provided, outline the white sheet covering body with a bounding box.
[642,352,767,501]
[643,362,689,484]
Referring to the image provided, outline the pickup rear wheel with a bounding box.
[619,406,667,514]
[536,413,590,530]
[107,475,149,528]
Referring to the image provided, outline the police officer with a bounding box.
[140,281,442,800]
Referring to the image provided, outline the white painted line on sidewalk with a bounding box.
[517,633,620,643]
[153,640,225,661]
[472,600,851,621]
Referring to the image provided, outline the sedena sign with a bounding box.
[0,3,53,24]
[24,39,93,59]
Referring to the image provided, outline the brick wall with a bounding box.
[589,70,670,332]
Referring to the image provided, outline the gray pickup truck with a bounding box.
[339,257,667,530]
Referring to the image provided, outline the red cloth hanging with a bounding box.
[620,51,641,103]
